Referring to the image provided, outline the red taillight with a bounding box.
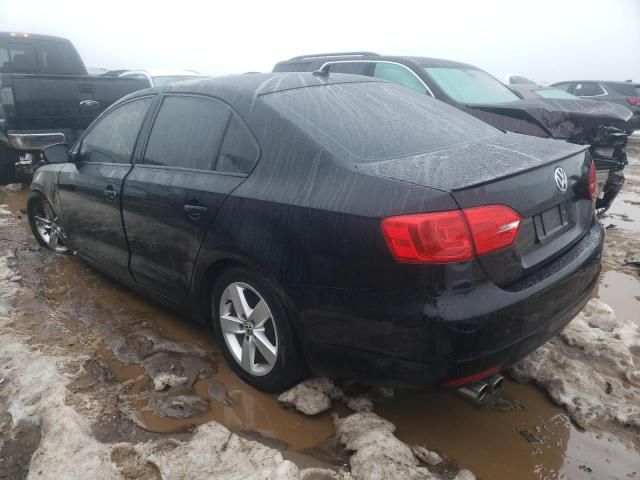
[627,97,640,106]
[381,205,521,263]
[587,159,597,200]
[381,211,473,263]
[464,205,521,256]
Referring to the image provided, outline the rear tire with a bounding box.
[27,193,69,253]
[211,267,307,393]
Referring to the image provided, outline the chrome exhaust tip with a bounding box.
[457,381,490,403]
[487,374,504,393]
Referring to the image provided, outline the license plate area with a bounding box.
[533,203,570,244]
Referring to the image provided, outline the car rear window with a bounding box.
[262,82,500,163]
[423,67,520,105]
[36,39,85,75]
[0,40,37,73]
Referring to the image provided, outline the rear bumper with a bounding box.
[290,219,603,390]
[6,132,66,151]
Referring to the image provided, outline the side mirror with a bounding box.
[42,143,70,164]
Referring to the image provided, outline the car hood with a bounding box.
[466,98,633,140]
[356,132,586,192]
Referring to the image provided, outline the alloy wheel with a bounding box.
[218,281,278,376]
[33,199,69,253]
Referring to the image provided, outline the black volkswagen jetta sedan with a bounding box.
[28,73,603,393]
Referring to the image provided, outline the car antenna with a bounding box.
[312,64,331,78]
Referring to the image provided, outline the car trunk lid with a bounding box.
[358,133,594,286]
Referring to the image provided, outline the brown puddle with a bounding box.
[376,381,639,479]
[2,180,640,478]
[598,270,640,325]
[43,256,337,452]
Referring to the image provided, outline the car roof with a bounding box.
[122,69,203,77]
[277,53,479,70]
[122,72,385,111]
[552,80,639,86]
[0,32,71,42]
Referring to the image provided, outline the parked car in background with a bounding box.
[28,73,603,395]
[504,73,538,85]
[274,53,632,213]
[509,84,581,100]
[0,32,148,183]
[551,80,640,133]
[102,69,204,88]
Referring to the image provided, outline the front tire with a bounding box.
[27,193,69,253]
[211,267,306,393]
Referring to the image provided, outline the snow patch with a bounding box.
[511,299,640,429]
[333,412,439,480]
[277,378,385,415]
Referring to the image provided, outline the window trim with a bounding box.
[72,95,156,165]
[318,60,435,97]
[138,92,260,176]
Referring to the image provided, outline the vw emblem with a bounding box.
[554,167,568,192]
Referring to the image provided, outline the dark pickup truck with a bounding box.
[0,32,147,183]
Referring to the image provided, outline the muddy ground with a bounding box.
[0,138,639,480]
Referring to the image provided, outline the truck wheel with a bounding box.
[211,267,307,393]
[0,145,16,185]
[27,193,69,253]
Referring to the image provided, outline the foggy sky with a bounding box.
[1,0,639,84]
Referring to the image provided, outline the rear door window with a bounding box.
[551,83,574,93]
[143,95,230,171]
[79,97,152,164]
[373,63,427,94]
[574,83,606,97]
[0,40,38,73]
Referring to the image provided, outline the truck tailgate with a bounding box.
[6,74,147,131]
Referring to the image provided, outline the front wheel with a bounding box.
[27,193,69,253]
[211,267,306,392]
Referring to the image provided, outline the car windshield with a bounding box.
[152,75,201,86]
[533,88,578,100]
[424,67,520,105]
[263,81,501,163]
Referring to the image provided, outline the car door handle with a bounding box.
[183,203,208,221]
[103,185,118,200]
[184,204,208,213]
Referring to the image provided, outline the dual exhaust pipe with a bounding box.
[457,374,504,402]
